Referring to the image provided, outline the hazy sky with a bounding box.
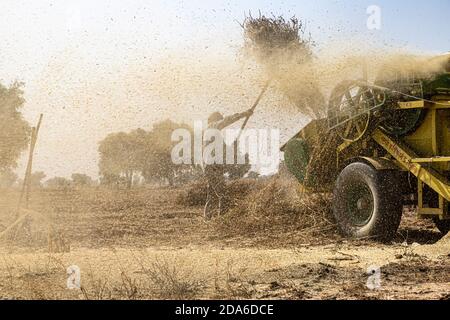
[1,0,449,179]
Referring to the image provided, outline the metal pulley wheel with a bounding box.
[374,67,427,137]
[328,81,375,143]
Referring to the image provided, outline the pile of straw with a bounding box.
[176,178,263,210]
[243,14,312,60]
[216,176,335,241]
[242,14,326,119]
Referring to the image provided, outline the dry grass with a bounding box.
[175,180,208,206]
[0,252,207,300]
[304,124,341,188]
[215,176,336,244]
[0,208,61,249]
[242,14,312,61]
[0,185,447,301]
[1,248,447,300]
[0,187,211,249]
[0,178,336,250]
[176,178,263,211]
[138,258,205,299]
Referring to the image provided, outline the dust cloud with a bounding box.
[15,18,448,180]
[242,45,449,120]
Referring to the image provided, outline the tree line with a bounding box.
[98,119,251,188]
[0,82,30,187]
[0,81,96,190]
[0,80,252,190]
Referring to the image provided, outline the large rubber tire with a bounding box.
[433,218,450,235]
[333,162,403,240]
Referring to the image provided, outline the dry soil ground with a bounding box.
[0,187,448,300]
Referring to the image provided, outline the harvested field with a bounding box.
[0,186,448,300]
[1,3,449,303]
[215,177,337,245]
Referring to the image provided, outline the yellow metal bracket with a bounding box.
[411,157,450,163]
[397,100,425,109]
[417,180,448,219]
[397,99,450,110]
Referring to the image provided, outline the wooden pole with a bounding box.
[237,81,270,141]
[17,114,43,212]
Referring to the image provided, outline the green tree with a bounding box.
[98,132,141,188]
[140,120,193,186]
[99,173,126,187]
[0,169,18,188]
[0,82,30,171]
[98,120,202,188]
[45,177,72,189]
[71,173,93,187]
[29,171,46,188]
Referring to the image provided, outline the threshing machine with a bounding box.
[283,54,450,240]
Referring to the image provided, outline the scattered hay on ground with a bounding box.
[175,180,208,207]
[175,178,263,210]
[432,231,450,249]
[215,175,336,244]
[0,190,76,251]
[0,208,70,252]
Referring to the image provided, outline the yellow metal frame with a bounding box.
[411,157,450,163]
[334,96,450,220]
[417,181,448,217]
[374,97,450,219]
[397,100,425,109]
[372,129,450,220]
[397,98,450,110]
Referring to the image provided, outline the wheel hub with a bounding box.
[357,197,370,211]
[346,184,374,226]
